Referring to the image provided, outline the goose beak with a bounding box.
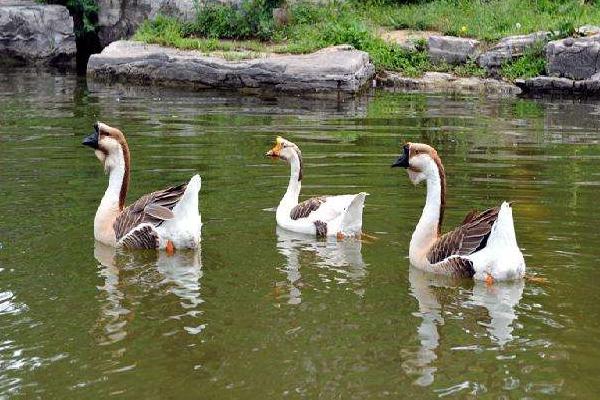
[391,144,410,168]
[266,141,283,158]
[82,131,99,149]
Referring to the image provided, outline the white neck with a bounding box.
[94,148,126,245]
[280,152,302,208]
[410,160,443,257]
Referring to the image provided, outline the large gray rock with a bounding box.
[87,41,375,94]
[378,71,520,96]
[0,1,76,65]
[478,32,549,73]
[546,36,600,80]
[98,0,245,47]
[428,35,480,65]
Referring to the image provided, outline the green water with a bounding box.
[1,68,599,399]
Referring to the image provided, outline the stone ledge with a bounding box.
[87,41,375,94]
[378,72,521,96]
[516,76,600,96]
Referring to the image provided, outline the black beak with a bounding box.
[391,144,410,168]
[82,123,99,149]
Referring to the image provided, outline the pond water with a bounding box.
[1,68,599,399]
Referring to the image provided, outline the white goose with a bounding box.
[392,142,525,283]
[266,137,368,238]
[82,122,202,251]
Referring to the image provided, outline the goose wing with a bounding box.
[114,183,187,244]
[289,195,358,223]
[118,223,159,249]
[290,196,327,220]
[427,206,501,276]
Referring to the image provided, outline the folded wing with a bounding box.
[114,183,188,246]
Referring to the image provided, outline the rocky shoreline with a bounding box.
[2,0,600,96]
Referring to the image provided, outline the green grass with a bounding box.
[133,0,590,79]
[501,43,547,81]
[362,0,600,41]
[134,16,269,53]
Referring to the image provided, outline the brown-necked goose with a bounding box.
[82,122,201,250]
[392,142,525,283]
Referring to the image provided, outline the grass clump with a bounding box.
[500,43,547,81]
[134,16,268,53]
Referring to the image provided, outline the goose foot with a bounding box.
[336,232,345,240]
[166,240,176,256]
[360,232,378,243]
[526,274,549,284]
[485,273,494,287]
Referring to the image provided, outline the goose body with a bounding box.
[83,122,202,250]
[267,137,367,238]
[392,143,525,281]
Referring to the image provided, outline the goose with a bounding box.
[82,122,202,251]
[266,136,368,238]
[392,142,525,283]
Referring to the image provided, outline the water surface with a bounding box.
[1,69,599,398]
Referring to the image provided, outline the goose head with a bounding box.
[266,136,304,179]
[82,122,129,172]
[392,142,443,185]
[265,136,302,162]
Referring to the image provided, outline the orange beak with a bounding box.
[266,137,284,158]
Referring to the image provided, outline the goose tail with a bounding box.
[339,192,368,236]
[172,174,202,219]
[488,202,518,248]
[474,201,525,279]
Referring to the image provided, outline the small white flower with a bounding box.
[516,23,522,29]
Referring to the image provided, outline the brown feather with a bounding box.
[114,183,188,242]
[290,196,326,220]
[427,206,501,266]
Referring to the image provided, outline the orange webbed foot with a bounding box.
[485,274,495,287]
[166,240,175,256]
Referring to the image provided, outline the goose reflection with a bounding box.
[93,242,204,345]
[275,227,367,304]
[404,267,524,387]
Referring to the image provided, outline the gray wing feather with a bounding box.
[290,196,327,220]
[431,256,475,278]
[119,224,159,249]
[114,182,187,241]
[427,206,500,266]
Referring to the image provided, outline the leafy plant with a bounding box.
[501,42,547,81]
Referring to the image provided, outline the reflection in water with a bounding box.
[275,227,367,304]
[404,267,524,387]
[93,242,204,345]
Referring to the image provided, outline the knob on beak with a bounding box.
[82,131,99,149]
[391,144,410,168]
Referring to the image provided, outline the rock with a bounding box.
[378,71,520,96]
[478,32,549,73]
[516,76,600,96]
[381,30,438,52]
[576,25,600,37]
[428,35,480,65]
[87,41,375,94]
[272,7,290,28]
[546,35,600,80]
[0,1,76,65]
